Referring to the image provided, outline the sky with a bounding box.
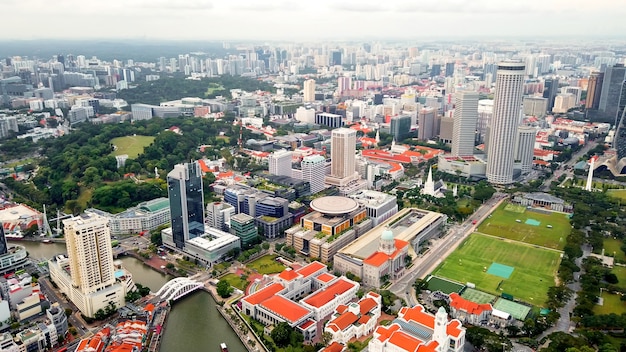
[1,0,625,41]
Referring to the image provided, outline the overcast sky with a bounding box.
[2,0,624,41]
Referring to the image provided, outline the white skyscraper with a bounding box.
[486,61,526,184]
[268,150,293,177]
[451,91,479,156]
[301,155,326,194]
[303,79,316,102]
[515,126,536,174]
[64,214,115,293]
[330,128,357,180]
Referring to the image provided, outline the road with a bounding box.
[388,192,508,305]
[542,141,597,191]
[39,277,90,337]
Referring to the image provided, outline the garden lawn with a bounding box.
[594,292,626,315]
[476,202,571,250]
[246,255,285,274]
[110,135,155,159]
[612,266,626,290]
[607,189,626,201]
[604,237,626,263]
[431,233,562,306]
[221,273,248,291]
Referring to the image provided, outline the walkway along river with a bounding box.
[14,240,246,352]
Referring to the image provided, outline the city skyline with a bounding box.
[1,0,625,41]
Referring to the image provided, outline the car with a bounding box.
[472,220,477,225]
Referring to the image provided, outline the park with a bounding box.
[110,135,155,159]
[431,233,562,306]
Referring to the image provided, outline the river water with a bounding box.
[14,241,246,352]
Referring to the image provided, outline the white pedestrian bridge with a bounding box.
[155,277,204,301]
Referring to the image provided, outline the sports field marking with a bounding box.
[493,298,531,320]
[487,263,514,279]
[525,218,541,226]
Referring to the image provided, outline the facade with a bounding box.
[334,208,446,285]
[586,71,604,110]
[167,162,205,249]
[476,99,493,143]
[486,61,525,184]
[599,64,626,122]
[269,150,293,177]
[448,293,494,326]
[515,126,536,174]
[0,227,28,275]
[301,155,327,194]
[523,96,548,117]
[48,214,128,318]
[451,91,479,157]
[324,292,382,345]
[303,79,316,103]
[315,113,344,129]
[614,80,626,162]
[300,277,360,321]
[511,192,572,213]
[230,213,258,248]
[348,190,398,226]
[46,303,68,338]
[390,115,411,142]
[368,306,465,352]
[437,155,487,179]
[418,107,436,140]
[329,128,357,181]
[542,77,559,111]
[205,202,235,232]
[86,197,170,236]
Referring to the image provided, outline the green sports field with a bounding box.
[477,202,571,250]
[110,135,155,159]
[432,233,562,306]
[604,238,626,262]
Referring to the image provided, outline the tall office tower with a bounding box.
[331,51,342,66]
[303,79,315,102]
[430,64,441,77]
[445,62,455,77]
[158,57,166,72]
[586,72,604,109]
[64,214,115,293]
[515,126,536,174]
[523,96,548,118]
[337,76,351,95]
[613,81,626,162]
[268,150,293,176]
[167,162,205,249]
[599,64,626,123]
[330,128,356,179]
[486,61,525,185]
[0,225,7,255]
[390,114,411,142]
[477,99,494,143]
[418,107,436,140]
[543,78,559,112]
[301,155,326,194]
[451,91,479,156]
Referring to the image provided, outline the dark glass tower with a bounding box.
[0,225,7,255]
[614,81,626,163]
[167,162,205,249]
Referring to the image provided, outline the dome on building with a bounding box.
[381,229,394,241]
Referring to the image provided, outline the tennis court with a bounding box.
[461,288,496,304]
[487,263,515,279]
[426,276,465,294]
[525,219,541,226]
[493,298,531,320]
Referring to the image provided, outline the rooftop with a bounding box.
[302,278,356,308]
[310,196,359,215]
[242,283,285,305]
[260,295,311,324]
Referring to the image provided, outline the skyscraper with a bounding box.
[330,128,356,180]
[390,115,411,142]
[599,64,626,123]
[613,81,626,162]
[418,107,436,141]
[63,214,115,294]
[586,72,604,110]
[167,162,205,249]
[451,91,479,156]
[301,155,326,194]
[486,61,525,185]
[445,62,455,77]
[303,79,315,103]
[543,77,559,112]
[515,126,536,174]
[268,150,293,177]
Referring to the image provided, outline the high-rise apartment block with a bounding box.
[417,107,436,141]
[167,162,205,249]
[269,150,293,177]
[329,128,356,181]
[486,61,525,184]
[303,79,315,103]
[301,155,326,194]
[515,126,536,174]
[451,91,479,156]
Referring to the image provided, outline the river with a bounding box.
[13,240,247,352]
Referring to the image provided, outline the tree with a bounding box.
[270,322,293,348]
[216,280,233,298]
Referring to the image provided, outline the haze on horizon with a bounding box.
[2,0,625,41]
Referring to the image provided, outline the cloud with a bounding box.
[394,0,535,14]
[136,0,213,10]
[328,2,388,12]
[229,2,302,12]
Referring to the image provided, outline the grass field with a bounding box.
[604,238,626,262]
[431,233,562,306]
[477,202,571,250]
[607,189,626,201]
[221,273,248,290]
[205,83,225,96]
[110,135,155,159]
[246,255,285,274]
[595,292,626,315]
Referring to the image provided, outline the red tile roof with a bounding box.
[299,319,315,330]
[388,330,424,352]
[278,269,300,281]
[317,272,336,283]
[363,251,389,267]
[323,341,345,352]
[449,293,492,316]
[296,261,326,278]
[242,283,284,305]
[303,279,356,308]
[446,320,463,338]
[328,312,359,331]
[197,159,210,173]
[260,295,310,323]
[399,305,434,329]
[358,315,371,324]
[359,298,377,315]
[336,304,348,314]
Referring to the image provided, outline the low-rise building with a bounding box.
[162,225,241,264]
[86,197,171,236]
[324,291,382,345]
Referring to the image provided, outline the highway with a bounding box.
[388,192,508,305]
